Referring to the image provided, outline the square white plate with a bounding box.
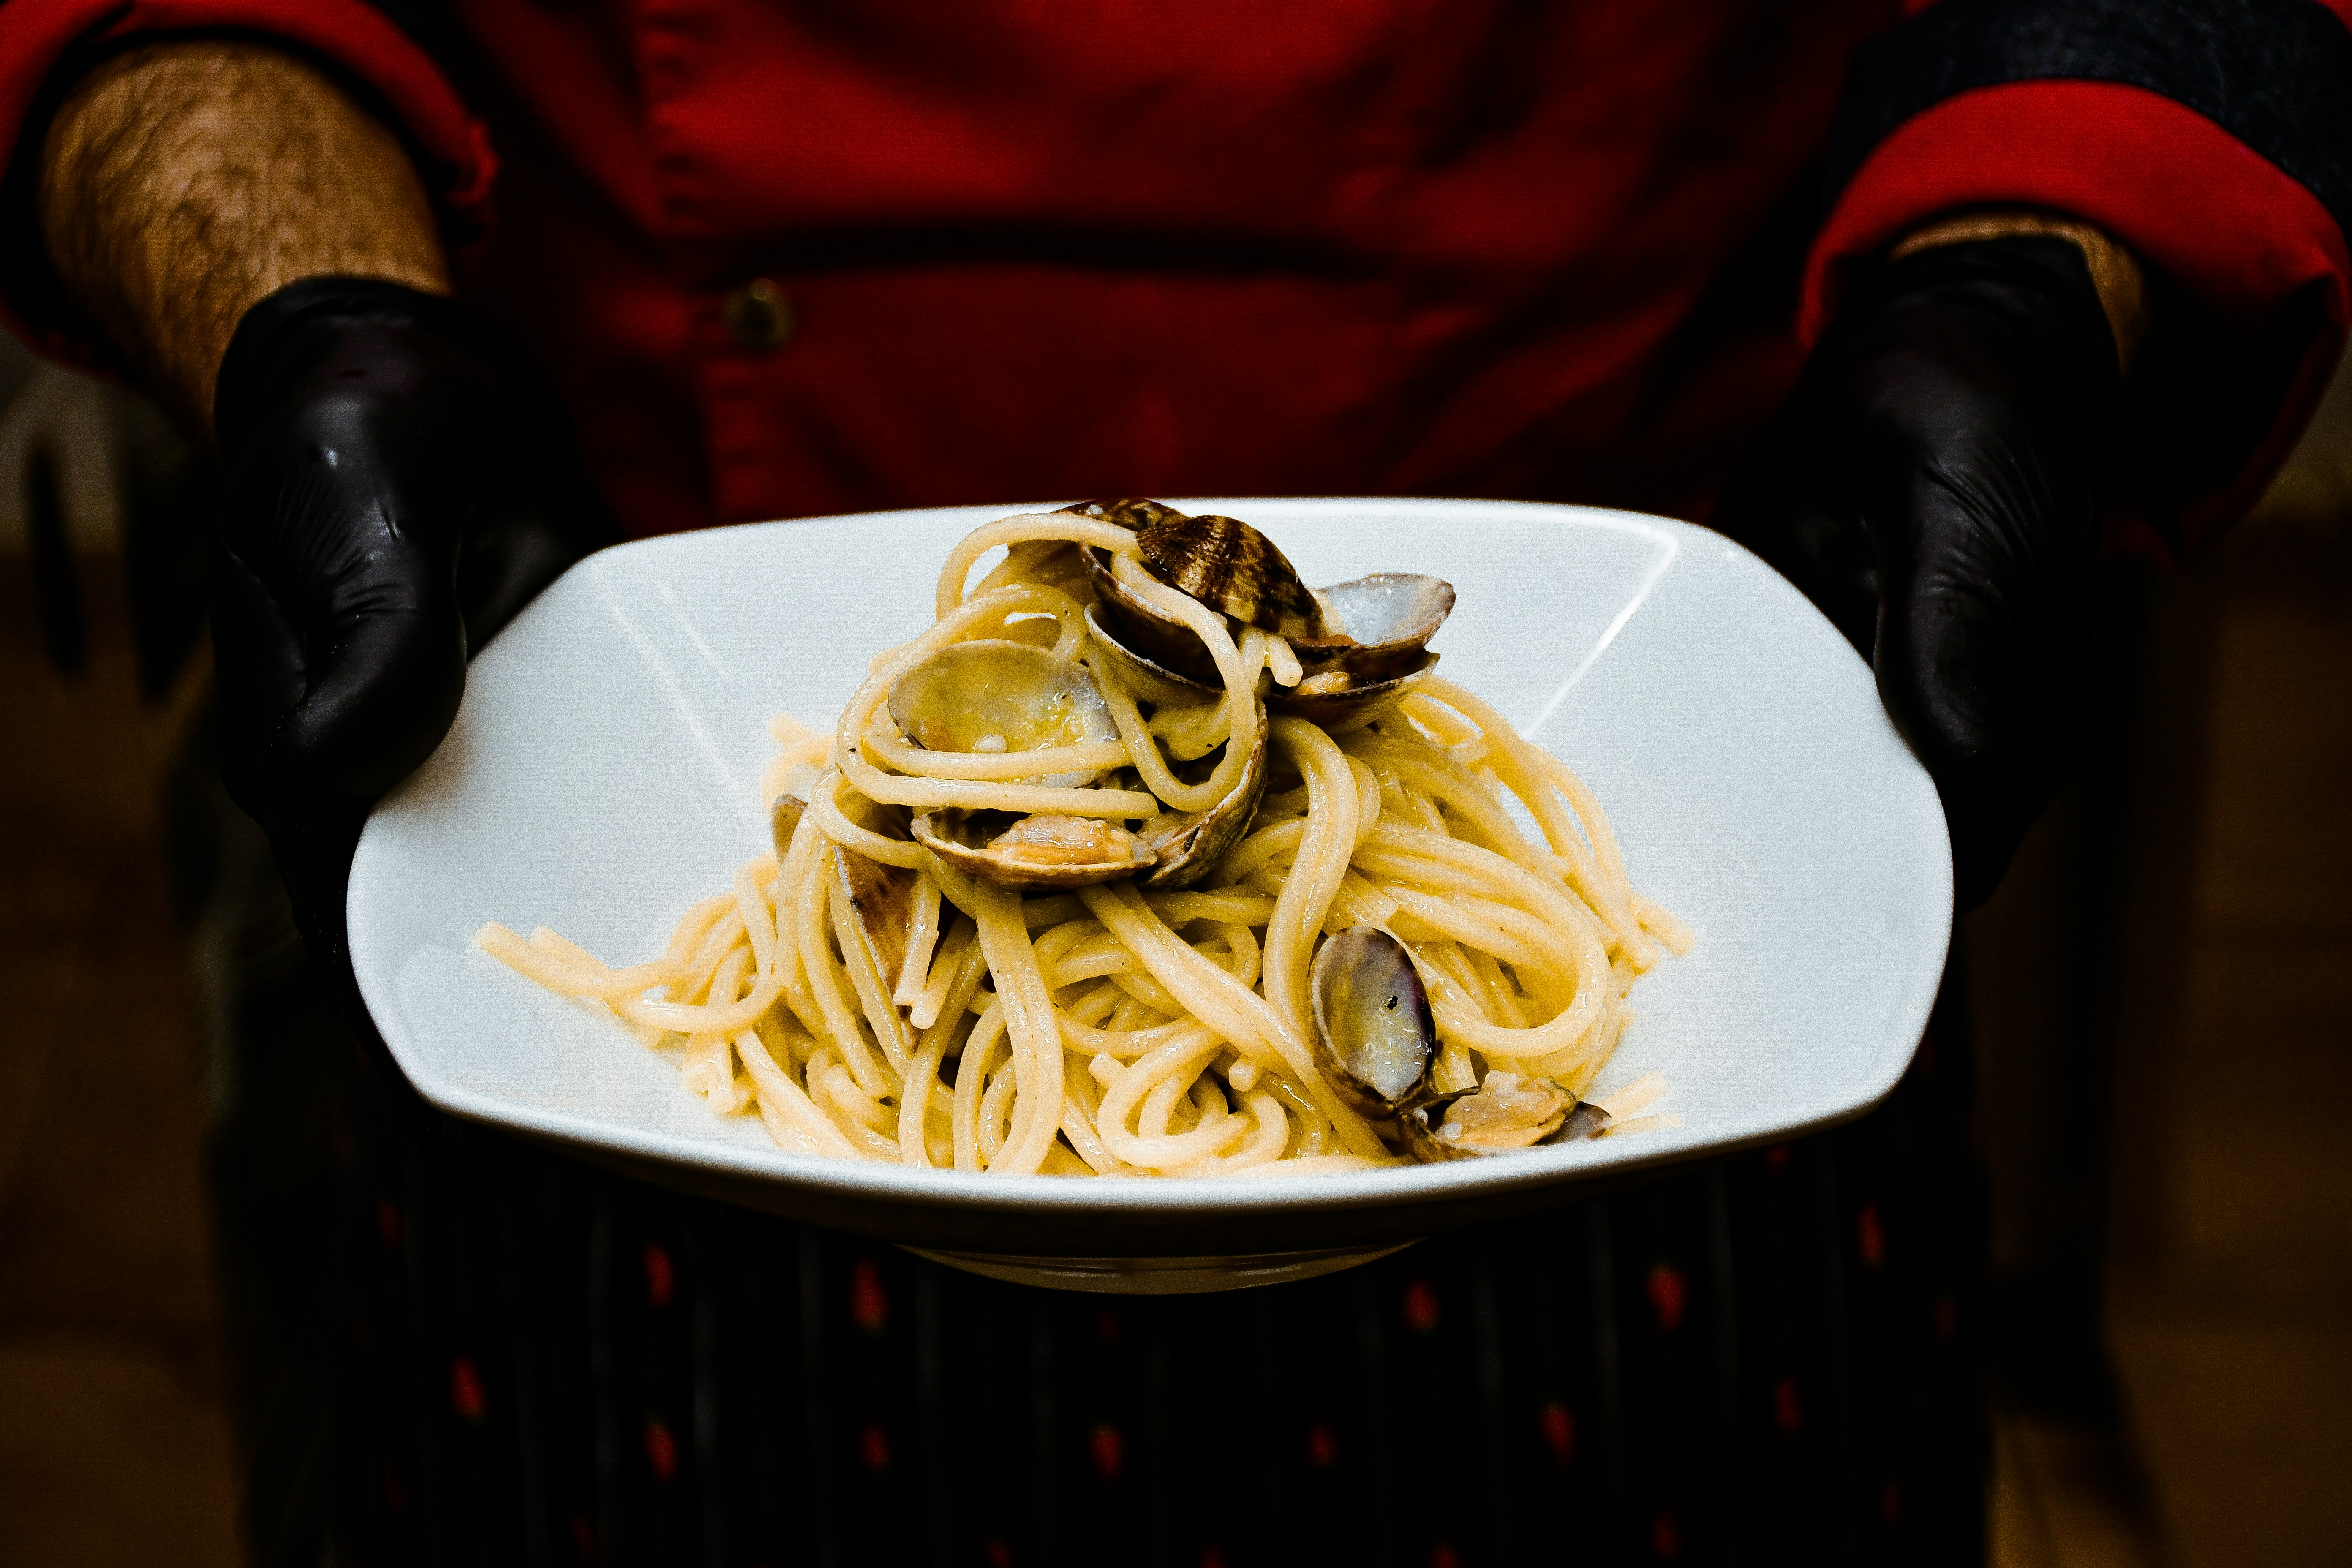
[348,499,1950,1287]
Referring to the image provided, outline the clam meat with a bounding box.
[1308,925,1440,1118]
[1399,1073,1612,1164]
[1264,649,1439,731]
[912,808,1158,890]
[886,640,1120,788]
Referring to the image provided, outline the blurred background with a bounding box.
[0,326,2344,1566]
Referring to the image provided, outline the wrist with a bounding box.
[1889,208,2147,373]
[1843,229,2129,495]
[214,277,536,457]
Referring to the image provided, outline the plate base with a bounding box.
[903,1241,1416,1294]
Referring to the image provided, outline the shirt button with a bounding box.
[722,279,795,353]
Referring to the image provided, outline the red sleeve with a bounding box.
[1804,17,2352,558]
[0,0,493,368]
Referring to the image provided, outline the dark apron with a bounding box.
[179,731,1983,1568]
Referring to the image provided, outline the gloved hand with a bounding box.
[209,277,615,969]
[1714,234,2125,910]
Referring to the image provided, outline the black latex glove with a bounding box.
[210,277,615,971]
[1715,236,2123,910]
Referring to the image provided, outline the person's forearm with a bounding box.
[37,41,448,437]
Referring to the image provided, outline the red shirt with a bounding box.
[0,0,2345,551]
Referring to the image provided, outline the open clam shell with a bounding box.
[886,640,1120,789]
[1088,594,1431,735]
[1291,573,1455,683]
[1265,650,1440,732]
[1077,509,1451,710]
[1135,706,1269,890]
[1399,1075,1610,1163]
[1309,926,1441,1119]
[1078,504,1330,681]
[911,809,1157,890]
[1081,540,1226,686]
[1082,605,1224,708]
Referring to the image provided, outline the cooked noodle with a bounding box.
[478,511,1691,1175]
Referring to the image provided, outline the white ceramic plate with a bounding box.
[348,499,1951,1292]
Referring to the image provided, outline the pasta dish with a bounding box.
[479,501,1688,1177]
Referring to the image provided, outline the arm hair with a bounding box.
[38,41,449,438]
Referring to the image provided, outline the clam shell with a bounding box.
[1135,707,1269,890]
[1543,1101,1616,1144]
[911,808,1157,890]
[1291,574,1455,682]
[1081,544,1226,686]
[1137,513,1325,639]
[831,844,915,991]
[1398,1100,1480,1163]
[770,794,807,858]
[886,640,1119,789]
[1309,926,1440,1118]
[1083,605,1222,707]
[1088,596,1430,736]
[1074,514,1445,731]
[1400,1075,1604,1164]
[1058,497,1191,534]
[1265,651,1440,732]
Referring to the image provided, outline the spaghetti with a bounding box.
[479,504,1690,1176]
